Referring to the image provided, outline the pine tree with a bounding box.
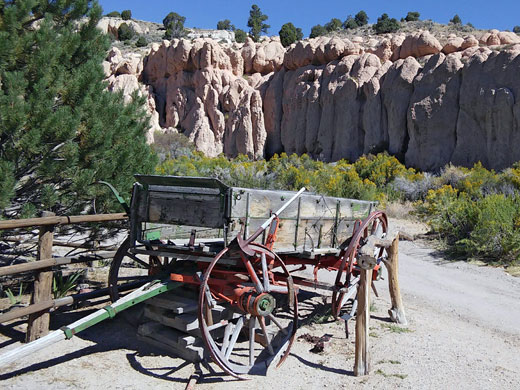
[247,4,269,42]
[0,0,157,217]
[279,22,303,47]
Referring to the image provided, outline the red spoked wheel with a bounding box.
[331,211,388,319]
[198,243,298,379]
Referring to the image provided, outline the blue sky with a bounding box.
[97,1,520,37]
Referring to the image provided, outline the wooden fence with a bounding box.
[0,212,127,341]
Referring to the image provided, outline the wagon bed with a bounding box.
[130,175,377,254]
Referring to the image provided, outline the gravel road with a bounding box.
[1,219,519,389]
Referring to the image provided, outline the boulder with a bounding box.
[253,40,285,74]
[399,32,443,59]
[461,35,479,50]
[442,37,464,54]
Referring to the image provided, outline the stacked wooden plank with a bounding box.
[137,289,237,362]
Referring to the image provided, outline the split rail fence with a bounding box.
[0,212,127,341]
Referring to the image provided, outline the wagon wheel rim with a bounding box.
[331,211,388,318]
[198,243,298,379]
[108,237,164,301]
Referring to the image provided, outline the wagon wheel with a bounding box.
[331,211,388,319]
[108,237,164,301]
[198,243,298,379]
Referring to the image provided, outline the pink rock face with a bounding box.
[106,32,520,170]
[242,38,256,74]
[487,34,501,46]
[252,41,284,74]
[373,39,393,61]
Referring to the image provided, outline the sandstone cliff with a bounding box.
[105,30,520,171]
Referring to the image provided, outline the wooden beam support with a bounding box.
[383,235,407,325]
[26,212,55,342]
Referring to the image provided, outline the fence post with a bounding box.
[26,211,55,342]
[354,266,371,376]
[354,245,377,377]
[386,235,407,325]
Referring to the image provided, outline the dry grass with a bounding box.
[384,201,414,219]
[506,265,520,277]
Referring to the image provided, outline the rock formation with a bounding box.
[104,28,520,170]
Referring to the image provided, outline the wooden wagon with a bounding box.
[1,175,391,379]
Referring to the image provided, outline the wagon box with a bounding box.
[130,175,378,252]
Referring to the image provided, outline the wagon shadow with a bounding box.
[1,287,367,382]
[0,305,201,385]
[290,352,354,376]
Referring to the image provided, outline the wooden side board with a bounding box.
[228,188,376,251]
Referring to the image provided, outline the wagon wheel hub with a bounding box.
[238,291,276,316]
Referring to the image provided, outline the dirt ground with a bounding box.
[1,218,519,389]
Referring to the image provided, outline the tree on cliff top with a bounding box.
[324,18,342,32]
[309,24,327,38]
[279,22,303,47]
[234,28,247,43]
[0,0,156,217]
[163,11,186,39]
[354,10,368,26]
[247,4,269,42]
[217,19,235,31]
[405,11,420,22]
[450,14,462,25]
[374,13,400,34]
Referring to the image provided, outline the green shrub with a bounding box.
[324,18,342,32]
[310,24,327,38]
[405,11,420,22]
[279,22,303,47]
[374,14,400,34]
[163,12,187,39]
[106,11,121,18]
[450,14,462,25]
[217,19,235,31]
[135,36,147,47]
[117,23,134,41]
[234,28,247,43]
[513,26,520,34]
[121,10,132,20]
[343,16,358,29]
[354,10,369,26]
[414,162,520,264]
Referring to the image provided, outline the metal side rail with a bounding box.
[0,280,179,367]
